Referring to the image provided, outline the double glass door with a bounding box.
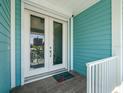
[24,10,67,77]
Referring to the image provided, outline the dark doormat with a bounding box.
[53,72,74,82]
[30,64,44,68]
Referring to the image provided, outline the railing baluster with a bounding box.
[96,65,98,93]
[108,61,110,93]
[106,63,109,93]
[105,62,107,93]
[102,63,105,93]
[87,65,92,93]
[92,66,94,93]
[110,60,113,90]
[99,64,102,93]
[98,64,100,93]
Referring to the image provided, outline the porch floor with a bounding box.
[11,71,86,93]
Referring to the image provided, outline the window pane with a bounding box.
[53,21,63,65]
[30,15,45,69]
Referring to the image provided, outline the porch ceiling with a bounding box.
[46,0,85,14]
[27,0,99,17]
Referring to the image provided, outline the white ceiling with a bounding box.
[45,0,85,13]
[27,0,99,17]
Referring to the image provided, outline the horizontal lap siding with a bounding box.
[15,0,21,86]
[73,0,112,76]
[0,0,11,93]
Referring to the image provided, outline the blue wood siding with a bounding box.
[73,0,112,76]
[0,0,11,93]
[15,0,21,86]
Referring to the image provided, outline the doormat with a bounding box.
[53,72,74,82]
[30,64,44,68]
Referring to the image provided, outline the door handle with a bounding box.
[49,50,52,57]
[49,47,52,57]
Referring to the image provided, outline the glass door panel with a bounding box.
[53,21,63,65]
[30,15,45,69]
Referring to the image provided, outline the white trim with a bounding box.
[120,0,123,83]
[122,0,124,82]
[112,0,123,85]
[121,1,124,93]
[25,69,67,84]
[21,0,25,86]
[70,17,73,70]
[11,0,16,88]
[67,19,70,71]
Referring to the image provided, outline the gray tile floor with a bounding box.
[11,71,86,93]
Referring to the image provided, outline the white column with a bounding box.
[11,0,16,88]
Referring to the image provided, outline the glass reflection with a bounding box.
[30,15,45,69]
[53,21,63,65]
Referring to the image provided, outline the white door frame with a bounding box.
[21,0,25,86]
[21,0,70,85]
[24,10,68,77]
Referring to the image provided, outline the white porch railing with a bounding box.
[86,56,118,93]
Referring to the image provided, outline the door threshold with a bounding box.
[24,68,67,84]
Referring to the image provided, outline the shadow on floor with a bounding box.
[11,71,86,93]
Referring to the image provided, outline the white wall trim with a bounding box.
[67,19,70,71]
[112,0,123,84]
[122,0,124,82]
[70,17,73,70]
[21,0,25,85]
[11,0,16,88]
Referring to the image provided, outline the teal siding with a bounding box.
[73,0,112,76]
[0,0,11,93]
[15,0,21,86]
